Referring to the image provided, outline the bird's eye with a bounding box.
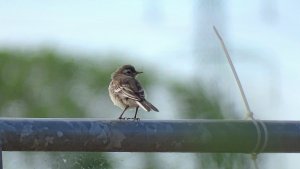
[125,69,132,74]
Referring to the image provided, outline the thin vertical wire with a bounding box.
[213,26,259,169]
[252,153,259,169]
[212,26,254,119]
[0,146,2,169]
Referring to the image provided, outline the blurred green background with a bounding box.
[2,0,298,168]
[0,49,254,169]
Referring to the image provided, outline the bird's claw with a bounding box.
[125,117,140,121]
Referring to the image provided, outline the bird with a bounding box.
[108,65,159,120]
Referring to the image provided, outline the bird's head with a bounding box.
[114,65,143,78]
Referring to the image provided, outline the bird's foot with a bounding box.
[118,117,126,120]
[126,117,140,121]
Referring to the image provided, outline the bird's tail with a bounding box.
[136,100,159,112]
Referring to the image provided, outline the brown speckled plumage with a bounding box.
[108,65,159,119]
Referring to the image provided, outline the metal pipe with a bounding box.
[0,119,299,153]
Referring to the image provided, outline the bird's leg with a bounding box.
[133,107,140,121]
[118,106,129,120]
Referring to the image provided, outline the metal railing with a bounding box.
[0,119,300,168]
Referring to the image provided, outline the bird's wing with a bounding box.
[114,77,145,101]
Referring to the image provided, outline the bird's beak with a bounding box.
[136,71,143,74]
